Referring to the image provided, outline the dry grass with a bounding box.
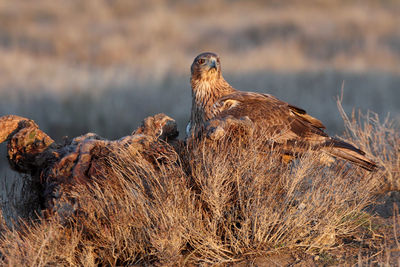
[337,97,400,192]
[0,109,398,266]
[1,0,399,75]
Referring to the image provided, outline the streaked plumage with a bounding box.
[188,52,377,171]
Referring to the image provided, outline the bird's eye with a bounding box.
[197,58,205,64]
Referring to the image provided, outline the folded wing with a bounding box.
[213,92,327,144]
[212,91,377,171]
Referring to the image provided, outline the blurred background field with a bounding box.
[0,0,399,178]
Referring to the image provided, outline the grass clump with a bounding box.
[0,111,398,266]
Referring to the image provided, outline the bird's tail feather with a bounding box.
[321,138,378,171]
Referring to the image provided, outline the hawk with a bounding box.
[187,52,377,171]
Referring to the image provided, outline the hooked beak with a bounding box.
[208,58,217,70]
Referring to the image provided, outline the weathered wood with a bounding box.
[0,113,180,216]
[0,115,56,174]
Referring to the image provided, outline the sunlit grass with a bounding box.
[0,109,398,265]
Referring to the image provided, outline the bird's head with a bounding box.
[191,52,221,82]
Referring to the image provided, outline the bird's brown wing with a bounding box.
[218,92,326,129]
[213,92,328,145]
[212,91,377,171]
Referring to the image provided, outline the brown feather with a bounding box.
[288,105,326,129]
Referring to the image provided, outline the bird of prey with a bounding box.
[187,52,377,171]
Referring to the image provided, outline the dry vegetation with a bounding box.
[0,0,399,139]
[0,107,398,266]
[1,0,400,74]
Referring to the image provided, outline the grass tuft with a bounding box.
[0,110,398,265]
